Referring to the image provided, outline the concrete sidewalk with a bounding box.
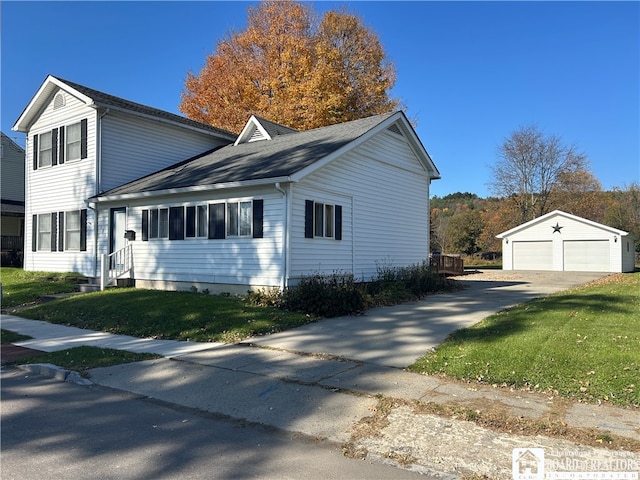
[2,270,638,479]
[1,315,221,358]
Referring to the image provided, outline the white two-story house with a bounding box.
[14,76,440,293]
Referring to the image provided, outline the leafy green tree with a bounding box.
[447,209,484,255]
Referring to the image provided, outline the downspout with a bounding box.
[275,182,288,290]
[91,107,110,278]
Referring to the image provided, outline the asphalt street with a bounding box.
[0,367,428,480]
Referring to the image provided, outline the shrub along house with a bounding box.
[14,75,440,293]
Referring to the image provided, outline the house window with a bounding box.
[313,202,334,238]
[143,200,262,242]
[159,208,169,238]
[305,200,342,240]
[197,205,208,237]
[147,208,168,239]
[149,209,159,238]
[65,210,81,250]
[37,213,51,251]
[39,131,53,168]
[66,122,82,161]
[227,201,252,237]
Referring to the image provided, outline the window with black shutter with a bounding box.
[305,200,342,240]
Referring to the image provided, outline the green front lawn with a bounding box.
[409,273,640,407]
[17,287,314,343]
[1,268,81,308]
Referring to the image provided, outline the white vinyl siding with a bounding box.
[290,129,430,281]
[100,112,228,191]
[512,241,553,270]
[563,240,610,272]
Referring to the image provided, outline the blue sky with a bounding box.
[2,1,638,198]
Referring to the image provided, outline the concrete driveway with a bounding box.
[248,270,609,368]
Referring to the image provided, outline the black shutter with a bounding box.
[305,200,314,238]
[208,203,225,239]
[80,209,87,251]
[169,206,184,240]
[59,126,65,164]
[141,210,149,241]
[335,205,342,241]
[51,212,57,252]
[51,129,58,166]
[185,206,196,238]
[32,215,37,251]
[58,211,65,251]
[80,119,88,159]
[33,135,38,170]
[252,199,263,238]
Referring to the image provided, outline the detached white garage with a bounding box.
[497,210,636,273]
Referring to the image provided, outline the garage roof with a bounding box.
[496,210,629,238]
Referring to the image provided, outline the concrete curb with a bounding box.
[17,363,94,386]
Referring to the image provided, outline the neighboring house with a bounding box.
[1,132,26,266]
[497,210,636,273]
[14,75,441,293]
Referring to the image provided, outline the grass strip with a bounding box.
[11,346,161,373]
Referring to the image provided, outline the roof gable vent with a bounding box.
[249,127,268,142]
[387,122,403,136]
[53,92,66,109]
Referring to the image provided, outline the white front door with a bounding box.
[110,208,127,254]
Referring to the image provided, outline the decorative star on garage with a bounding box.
[551,222,563,234]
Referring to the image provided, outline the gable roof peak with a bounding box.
[234,115,298,145]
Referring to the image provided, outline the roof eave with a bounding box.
[91,176,294,203]
[90,101,236,140]
[496,210,630,238]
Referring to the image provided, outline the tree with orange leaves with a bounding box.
[179,1,399,133]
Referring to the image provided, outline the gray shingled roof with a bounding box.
[99,112,398,197]
[54,77,236,140]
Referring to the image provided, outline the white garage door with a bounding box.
[563,240,610,272]
[513,241,553,270]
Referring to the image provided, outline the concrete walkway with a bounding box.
[3,270,638,479]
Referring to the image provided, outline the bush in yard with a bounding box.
[282,272,366,318]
